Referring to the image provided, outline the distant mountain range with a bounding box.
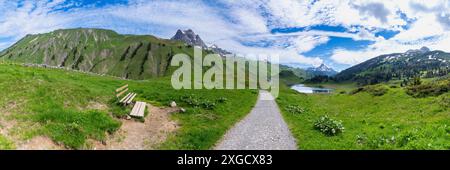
[335,46,450,84]
[306,64,338,77]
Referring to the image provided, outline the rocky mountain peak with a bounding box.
[406,46,431,54]
[307,63,337,76]
[420,46,430,53]
[171,29,207,48]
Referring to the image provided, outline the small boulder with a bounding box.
[125,115,132,120]
[170,101,177,107]
[180,108,186,113]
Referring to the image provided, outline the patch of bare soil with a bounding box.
[1,101,61,150]
[17,136,63,150]
[86,101,108,110]
[93,104,180,150]
[0,114,16,137]
[0,116,62,150]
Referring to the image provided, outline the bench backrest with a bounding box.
[115,84,128,98]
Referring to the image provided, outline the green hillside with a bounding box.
[0,28,201,79]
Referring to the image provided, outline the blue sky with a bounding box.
[1,0,450,71]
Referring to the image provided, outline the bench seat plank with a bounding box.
[116,88,128,98]
[119,93,132,103]
[121,93,135,104]
[116,84,128,92]
[125,93,137,104]
[130,102,146,117]
[130,102,142,116]
[136,102,146,117]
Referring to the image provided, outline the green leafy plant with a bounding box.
[201,100,216,110]
[350,84,388,96]
[406,79,449,98]
[314,115,345,136]
[285,105,305,115]
[217,97,228,103]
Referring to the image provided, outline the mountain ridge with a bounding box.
[335,47,450,84]
[0,28,201,79]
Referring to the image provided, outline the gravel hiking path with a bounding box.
[215,90,297,150]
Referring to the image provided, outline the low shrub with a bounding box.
[217,97,228,103]
[389,85,398,88]
[350,84,388,96]
[180,95,201,107]
[406,80,449,98]
[201,100,216,110]
[180,94,217,109]
[366,135,397,149]
[438,93,450,109]
[285,105,305,115]
[314,115,345,136]
[349,87,364,95]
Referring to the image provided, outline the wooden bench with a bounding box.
[115,84,147,118]
[130,101,146,117]
[115,84,136,105]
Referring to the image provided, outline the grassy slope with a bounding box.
[0,63,257,149]
[0,134,15,149]
[276,83,449,150]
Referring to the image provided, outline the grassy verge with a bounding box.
[277,82,450,150]
[0,134,15,149]
[0,64,257,149]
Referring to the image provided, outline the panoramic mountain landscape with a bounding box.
[0,0,449,158]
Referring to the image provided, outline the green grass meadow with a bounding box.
[0,63,257,149]
[277,83,450,150]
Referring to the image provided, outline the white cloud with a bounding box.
[1,0,450,69]
[0,0,324,66]
[289,35,330,53]
[331,32,450,65]
[325,0,450,66]
[393,14,445,41]
[231,8,268,34]
[0,0,71,41]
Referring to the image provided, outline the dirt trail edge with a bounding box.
[215,90,297,150]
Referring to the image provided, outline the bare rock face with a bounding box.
[171,29,207,48]
[306,64,338,76]
[170,29,233,57]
